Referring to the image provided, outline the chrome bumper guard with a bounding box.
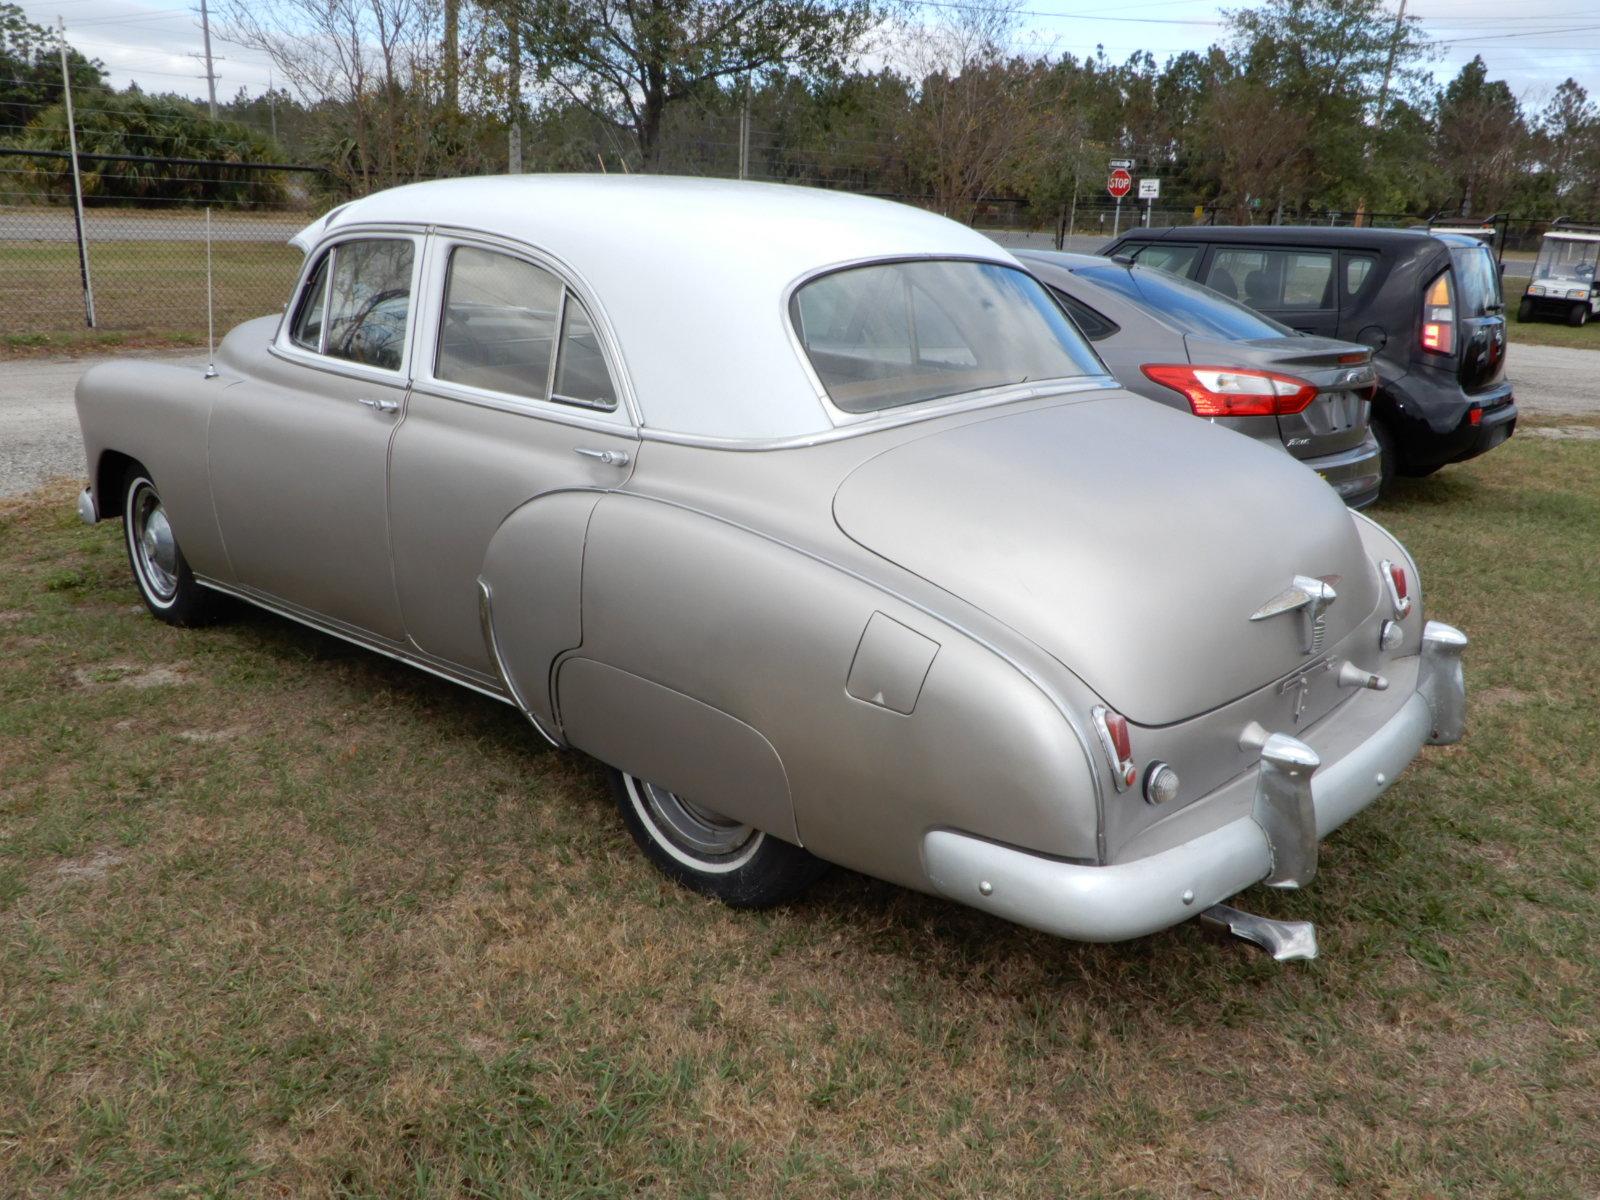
[923,627,1468,945]
[1418,620,1468,745]
[76,486,98,525]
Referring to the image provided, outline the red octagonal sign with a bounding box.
[1107,168,1133,199]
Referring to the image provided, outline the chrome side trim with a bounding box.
[194,575,511,706]
[76,486,97,525]
[477,577,563,749]
[1418,620,1468,745]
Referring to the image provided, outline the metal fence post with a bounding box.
[57,18,95,328]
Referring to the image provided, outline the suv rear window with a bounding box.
[1072,263,1293,342]
[1451,246,1503,317]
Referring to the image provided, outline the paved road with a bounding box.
[2,343,1595,500]
[0,209,305,243]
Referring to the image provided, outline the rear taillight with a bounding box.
[1381,559,1413,618]
[1091,705,1138,792]
[1421,271,1456,356]
[1141,364,1318,418]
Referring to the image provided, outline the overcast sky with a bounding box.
[18,0,1600,119]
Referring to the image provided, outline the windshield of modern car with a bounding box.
[1072,262,1295,341]
[791,259,1103,413]
[1534,237,1599,282]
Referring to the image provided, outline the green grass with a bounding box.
[2,444,1600,1197]
[1509,310,1600,350]
[0,239,300,342]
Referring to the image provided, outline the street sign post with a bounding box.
[1108,168,1132,238]
[1138,177,1160,227]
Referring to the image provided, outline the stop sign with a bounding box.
[1107,168,1133,199]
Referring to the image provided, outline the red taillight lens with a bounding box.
[1388,562,1408,601]
[1141,364,1318,418]
[1091,706,1138,792]
[1105,711,1131,761]
[1421,272,1456,355]
[1468,406,1482,426]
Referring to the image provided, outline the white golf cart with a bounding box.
[1520,220,1600,327]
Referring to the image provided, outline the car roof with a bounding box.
[292,175,1019,442]
[1109,224,1462,251]
[1546,231,1600,243]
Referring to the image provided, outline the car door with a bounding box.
[386,235,641,678]
[207,232,423,641]
[1199,245,1339,336]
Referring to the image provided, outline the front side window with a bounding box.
[1204,248,1335,311]
[791,259,1101,413]
[437,246,563,400]
[323,239,415,370]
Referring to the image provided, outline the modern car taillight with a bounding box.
[1091,705,1137,792]
[1140,364,1318,418]
[1381,559,1413,618]
[1421,271,1456,356]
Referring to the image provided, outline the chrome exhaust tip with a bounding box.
[1199,903,1318,962]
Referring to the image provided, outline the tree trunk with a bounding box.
[443,0,460,112]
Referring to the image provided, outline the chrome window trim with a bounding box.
[416,227,641,428]
[406,376,643,435]
[637,377,1120,452]
[272,223,429,382]
[779,252,1104,430]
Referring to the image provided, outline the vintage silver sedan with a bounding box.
[75,176,1468,959]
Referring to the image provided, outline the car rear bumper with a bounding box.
[921,621,1468,944]
[1382,372,1515,472]
[1302,434,1382,509]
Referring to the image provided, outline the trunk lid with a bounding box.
[832,395,1381,725]
[1183,333,1374,461]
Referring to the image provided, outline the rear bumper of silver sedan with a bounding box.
[921,621,1468,945]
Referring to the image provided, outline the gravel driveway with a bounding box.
[2,342,1596,500]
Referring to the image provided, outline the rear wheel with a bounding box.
[123,469,225,626]
[610,769,826,908]
[1517,297,1534,322]
[1570,303,1590,327]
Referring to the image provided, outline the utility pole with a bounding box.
[1357,0,1408,227]
[198,0,218,119]
[737,77,751,180]
[268,70,277,142]
[506,12,522,173]
[57,17,94,327]
[443,0,460,112]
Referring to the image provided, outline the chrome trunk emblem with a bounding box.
[1251,575,1339,656]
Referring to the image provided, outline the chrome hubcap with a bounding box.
[131,486,178,600]
[634,777,756,858]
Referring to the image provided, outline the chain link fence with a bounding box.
[0,154,317,340]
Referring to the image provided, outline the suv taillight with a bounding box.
[1141,364,1318,417]
[1422,271,1456,356]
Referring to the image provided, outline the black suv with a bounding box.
[1100,226,1516,487]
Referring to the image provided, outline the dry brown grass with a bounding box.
[2,444,1599,1197]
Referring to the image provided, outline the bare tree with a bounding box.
[896,0,1051,223]
[222,0,479,192]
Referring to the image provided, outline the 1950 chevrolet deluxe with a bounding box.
[75,176,1467,959]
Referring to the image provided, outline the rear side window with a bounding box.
[1451,246,1503,317]
[1125,242,1202,277]
[1073,264,1293,342]
[437,246,563,400]
[1203,248,1335,310]
[1051,289,1119,341]
[1343,254,1378,298]
[323,239,415,370]
[551,297,619,409]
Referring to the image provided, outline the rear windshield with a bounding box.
[791,259,1103,413]
[1451,246,1503,317]
[1073,263,1294,342]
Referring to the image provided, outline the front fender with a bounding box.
[75,358,228,578]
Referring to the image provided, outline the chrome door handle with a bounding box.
[358,396,400,413]
[575,447,630,467]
